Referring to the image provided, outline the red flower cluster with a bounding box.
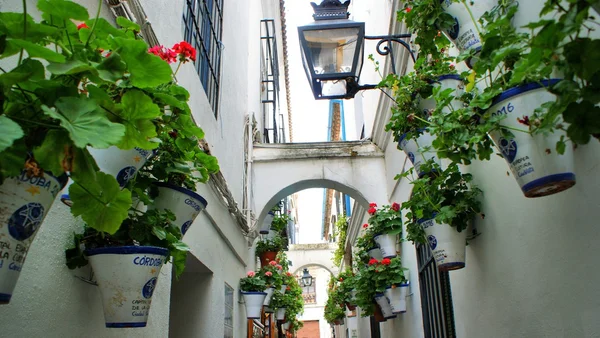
[405,7,412,13]
[148,45,177,64]
[286,272,292,277]
[369,203,377,208]
[381,258,391,265]
[148,41,196,64]
[362,223,368,229]
[173,41,196,62]
[391,202,400,212]
[368,258,378,265]
[269,260,277,266]
[265,271,273,277]
[368,207,377,215]
[77,23,89,30]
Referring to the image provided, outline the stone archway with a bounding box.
[252,141,388,231]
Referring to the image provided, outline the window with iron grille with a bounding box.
[417,243,457,338]
[182,0,223,117]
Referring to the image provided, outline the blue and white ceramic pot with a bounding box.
[385,271,410,314]
[263,286,275,306]
[276,307,287,321]
[400,76,464,176]
[374,293,396,320]
[85,246,168,328]
[419,218,467,271]
[367,246,383,260]
[62,147,154,205]
[487,80,576,197]
[439,0,498,68]
[260,211,276,234]
[242,291,268,319]
[151,182,207,235]
[374,233,398,258]
[0,170,68,304]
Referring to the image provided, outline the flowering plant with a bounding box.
[240,271,267,292]
[373,256,408,288]
[324,287,346,324]
[259,264,283,288]
[355,230,377,264]
[353,265,377,317]
[269,290,290,309]
[366,203,403,236]
[337,268,358,306]
[256,235,285,256]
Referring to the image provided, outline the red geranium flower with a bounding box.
[77,23,89,30]
[368,207,377,215]
[148,45,177,64]
[173,41,196,62]
[339,277,343,281]
[265,271,273,277]
[286,272,292,277]
[381,258,391,265]
[391,202,400,212]
[368,258,378,265]
[247,271,255,277]
[369,202,377,208]
[362,223,368,229]
[269,260,277,266]
[405,7,412,13]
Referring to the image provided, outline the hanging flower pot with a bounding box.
[333,318,345,326]
[346,290,358,311]
[399,75,465,177]
[282,321,291,330]
[151,182,208,235]
[439,0,498,68]
[263,286,275,306]
[265,230,279,239]
[0,170,68,304]
[259,251,278,267]
[367,247,383,260]
[385,271,410,314]
[374,293,396,320]
[487,80,576,198]
[260,211,276,234]
[374,233,398,258]
[276,307,287,321]
[85,246,168,328]
[419,217,467,271]
[61,147,154,205]
[373,303,387,322]
[242,291,268,319]
[280,284,287,294]
[89,146,154,187]
[264,306,275,313]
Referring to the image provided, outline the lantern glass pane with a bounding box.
[303,27,360,75]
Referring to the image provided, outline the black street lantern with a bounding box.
[298,0,414,100]
[298,0,365,100]
[301,268,313,287]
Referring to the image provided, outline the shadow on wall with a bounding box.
[169,255,214,338]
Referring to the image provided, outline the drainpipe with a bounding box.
[245,114,254,234]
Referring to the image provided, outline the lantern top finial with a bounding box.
[310,0,351,21]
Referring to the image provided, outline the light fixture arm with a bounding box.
[364,33,415,75]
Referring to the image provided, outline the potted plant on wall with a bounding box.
[355,259,396,321]
[65,207,189,327]
[377,257,410,314]
[366,202,403,258]
[384,56,464,177]
[256,235,284,267]
[240,270,268,319]
[402,162,482,271]
[268,210,291,238]
[0,1,178,304]
[259,261,283,307]
[324,289,346,326]
[337,268,358,311]
[355,227,381,262]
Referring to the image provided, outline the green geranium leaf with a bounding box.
[172,250,188,278]
[69,172,131,234]
[96,53,126,82]
[5,39,65,62]
[175,115,205,138]
[0,13,59,42]
[0,59,44,87]
[32,130,71,176]
[37,0,89,21]
[116,17,140,32]
[47,59,95,75]
[0,115,24,152]
[118,90,161,149]
[70,147,99,183]
[152,226,167,240]
[111,38,172,88]
[0,140,27,182]
[153,93,187,111]
[42,97,125,148]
